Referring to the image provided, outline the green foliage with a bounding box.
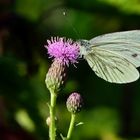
[1,0,140,139]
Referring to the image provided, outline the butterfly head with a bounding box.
[77,39,92,55]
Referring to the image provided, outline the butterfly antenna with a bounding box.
[63,11,80,39]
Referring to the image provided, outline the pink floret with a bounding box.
[44,37,80,65]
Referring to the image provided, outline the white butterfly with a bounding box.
[78,30,140,84]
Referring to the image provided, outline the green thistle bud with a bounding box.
[46,116,57,126]
[46,116,51,126]
[66,92,83,114]
[45,59,67,93]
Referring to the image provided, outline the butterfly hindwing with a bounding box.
[85,47,139,83]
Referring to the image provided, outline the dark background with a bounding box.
[1,0,140,140]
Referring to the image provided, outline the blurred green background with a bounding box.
[1,0,140,140]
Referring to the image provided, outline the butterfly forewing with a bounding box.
[90,30,140,46]
[89,30,140,67]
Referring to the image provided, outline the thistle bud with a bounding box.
[46,116,51,126]
[45,59,67,93]
[66,92,83,114]
[46,116,57,126]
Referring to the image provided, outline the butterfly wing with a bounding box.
[90,30,140,67]
[85,47,139,83]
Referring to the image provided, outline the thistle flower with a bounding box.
[66,92,83,114]
[44,37,80,66]
[44,37,81,140]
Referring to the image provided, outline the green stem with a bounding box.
[66,114,76,140]
[49,89,57,140]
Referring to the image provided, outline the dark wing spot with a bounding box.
[132,53,138,58]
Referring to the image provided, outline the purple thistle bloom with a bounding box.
[45,37,80,66]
